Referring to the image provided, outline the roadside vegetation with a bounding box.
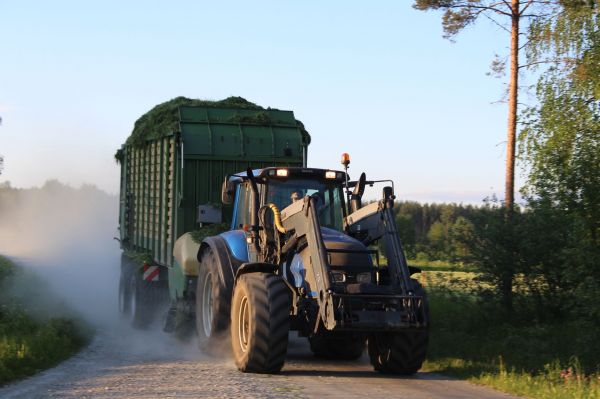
[417,269,599,399]
[0,256,87,386]
[401,155,600,398]
[396,3,600,397]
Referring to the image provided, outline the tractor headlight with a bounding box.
[331,271,346,283]
[356,272,372,284]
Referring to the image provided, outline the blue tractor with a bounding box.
[188,158,428,374]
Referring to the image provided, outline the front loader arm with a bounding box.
[346,197,414,295]
[280,196,337,330]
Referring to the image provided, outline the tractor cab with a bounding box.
[224,167,348,234]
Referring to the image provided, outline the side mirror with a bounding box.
[383,186,395,204]
[350,172,367,213]
[221,177,236,205]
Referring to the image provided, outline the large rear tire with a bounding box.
[367,279,429,374]
[231,273,290,374]
[196,247,231,351]
[309,333,366,360]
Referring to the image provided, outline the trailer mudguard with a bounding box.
[173,233,201,276]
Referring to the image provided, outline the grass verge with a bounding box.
[422,274,600,399]
[0,255,87,386]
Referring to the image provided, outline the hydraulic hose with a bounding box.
[267,203,287,234]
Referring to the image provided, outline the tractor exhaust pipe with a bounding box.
[246,168,261,253]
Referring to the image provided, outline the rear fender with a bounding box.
[197,236,236,291]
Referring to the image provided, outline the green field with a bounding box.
[0,256,87,386]
[419,265,600,399]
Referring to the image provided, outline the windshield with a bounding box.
[265,179,345,231]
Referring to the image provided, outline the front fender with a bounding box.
[219,230,249,262]
[235,262,278,280]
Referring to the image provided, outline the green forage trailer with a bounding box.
[116,97,310,330]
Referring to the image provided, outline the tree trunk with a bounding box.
[502,1,520,313]
[505,0,520,213]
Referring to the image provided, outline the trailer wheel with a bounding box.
[118,254,137,317]
[196,247,231,351]
[309,333,366,360]
[231,273,290,374]
[129,272,166,329]
[118,272,131,316]
[129,273,151,328]
[367,279,429,374]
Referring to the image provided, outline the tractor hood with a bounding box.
[321,227,364,248]
[321,227,373,270]
[220,227,372,267]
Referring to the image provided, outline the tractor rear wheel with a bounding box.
[309,333,366,360]
[231,273,290,374]
[367,279,429,374]
[196,247,231,351]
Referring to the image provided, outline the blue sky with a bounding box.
[0,1,525,203]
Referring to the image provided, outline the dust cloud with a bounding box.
[0,179,217,361]
[0,180,121,327]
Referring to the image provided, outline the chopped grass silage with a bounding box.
[117,96,311,160]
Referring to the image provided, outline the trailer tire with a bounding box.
[129,273,162,329]
[231,273,290,374]
[367,279,429,374]
[196,247,231,352]
[309,333,366,360]
[118,271,131,316]
[118,254,137,317]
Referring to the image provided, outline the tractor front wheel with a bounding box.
[367,279,429,374]
[231,273,290,374]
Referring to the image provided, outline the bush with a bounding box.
[0,257,88,386]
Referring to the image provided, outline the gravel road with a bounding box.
[0,326,519,399]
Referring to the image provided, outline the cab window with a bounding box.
[265,179,345,231]
[234,183,251,229]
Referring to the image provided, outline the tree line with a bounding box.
[393,201,479,263]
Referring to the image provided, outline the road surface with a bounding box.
[0,327,519,399]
